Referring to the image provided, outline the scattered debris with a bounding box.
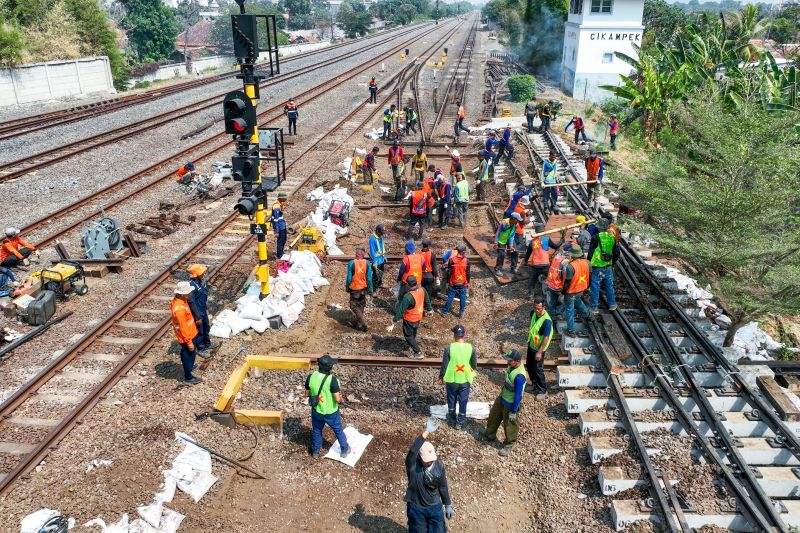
[86,459,113,472]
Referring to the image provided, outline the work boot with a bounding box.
[311,451,320,459]
[498,445,514,457]
[536,393,546,401]
[340,448,350,459]
[483,433,497,444]
[608,305,618,311]
[184,376,203,385]
[408,352,424,360]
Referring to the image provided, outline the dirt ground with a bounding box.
[0,26,634,533]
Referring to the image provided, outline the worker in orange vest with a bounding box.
[369,77,378,103]
[345,247,374,331]
[439,244,470,318]
[608,114,619,150]
[387,139,406,199]
[565,115,588,144]
[453,99,470,139]
[544,243,573,315]
[390,275,432,359]
[584,149,605,206]
[421,171,438,229]
[524,223,565,298]
[176,161,196,185]
[283,98,298,135]
[406,182,429,240]
[419,238,439,300]
[0,228,36,268]
[397,240,429,298]
[560,247,591,335]
[171,281,201,385]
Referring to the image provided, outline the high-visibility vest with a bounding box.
[443,342,475,384]
[448,255,468,286]
[411,190,427,215]
[527,237,550,266]
[543,160,557,184]
[575,117,584,129]
[369,80,377,89]
[610,223,621,243]
[372,233,384,257]
[610,119,619,134]
[437,182,449,202]
[309,370,338,415]
[389,147,402,165]
[585,158,601,181]
[565,258,590,294]
[349,258,368,290]
[528,311,552,351]
[404,286,425,322]
[458,104,465,119]
[500,364,527,404]
[591,231,616,268]
[455,180,469,201]
[497,219,515,245]
[403,253,423,283]
[477,160,490,182]
[413,155,427,171]
[421,250,433,273]
[170,297,198,344]
[546,256,567,291]
[514,204,525,234]
[383,112,391,123]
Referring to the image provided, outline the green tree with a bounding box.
[507,73,537,101]
[121,0,179,61]
[63,0,128,88]
[396,2,417,24]
[0,23,26,66]
[281,0,314,29]
[642,0,689,45]
[337,0,371,37]
[176,0,202,29]
[617,92,800,344]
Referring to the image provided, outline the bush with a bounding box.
[507,74,537,102]
[0,23,26,66]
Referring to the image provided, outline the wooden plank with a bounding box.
[463,233,530,285]
[600,313,634,366]
[757,376,800,422]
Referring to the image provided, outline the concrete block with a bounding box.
[598,466,678,496]
[587,436,659,464]
[564,389,753,414]
[611,500,750,531]
[710,437,800,466]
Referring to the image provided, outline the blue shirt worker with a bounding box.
[495,125,515,162]
[588,217,619,313]
[187,263,215,353]
[368,224,386,287]
[0,266,16,297]
[368,77,378,103]
[525,296,553,399]
[541,152,559,214]
[404,429,453,532]
[305,354,349,459]
[438,324,477,428]
[503,183,533,218]
[483,132,498,161]
[283,98,298,135]
[345,247,374,331]
[271,192,288,260]
[435,173,452,229]
[484,349,527,456]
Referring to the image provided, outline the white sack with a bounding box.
[236,300,264,321]
[306,186,325,201]
[249,317,271,333]
[209,322,231,339]
[21,509,74,533]
[430,402,492,420]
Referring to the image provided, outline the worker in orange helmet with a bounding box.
[171,281,201,385]
[187,263,215,354]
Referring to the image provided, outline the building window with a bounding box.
[602,52,614,63]
[572,48,577,61]
[590,0,612,13]
[570,0,583,14]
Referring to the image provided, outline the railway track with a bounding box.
[0,22,432,142]
[516,130,800,531]
[0,23,442,184]
[0,20,463,498]
[18,22,457,249]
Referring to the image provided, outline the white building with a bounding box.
[560,0,644,102]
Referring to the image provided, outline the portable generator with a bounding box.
[35,261,88,299]
[296,226,326,258]
[326,200,351,227]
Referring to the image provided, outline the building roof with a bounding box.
[175,20,216,51]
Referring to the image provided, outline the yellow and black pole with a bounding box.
[244,80,270,299]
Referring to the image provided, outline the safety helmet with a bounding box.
[4,227,18,238]
[186,162,195,170]
[188,264,208,278]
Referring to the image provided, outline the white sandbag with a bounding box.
[156,508,185,533]
[235,293,259,308]
[270,277,295,300]
[137,501,163,529]
[237,300,264,321]
[280,300,304,328]
[175,470,218,503]
[84,514,129,533]
[226,314,251,335]
[21,509,74,533]
[155,471,177,503]
[249,317,270,333]
[339,158,353,179]
[260,296,287,318]
[307,186,324,201]
[209,322,231,339]
[312,276,330,287]
[127,519,159,533]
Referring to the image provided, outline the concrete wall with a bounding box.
[127,55,238,87]
[0,56,115,106]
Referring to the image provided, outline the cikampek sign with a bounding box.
[589,32,641,41]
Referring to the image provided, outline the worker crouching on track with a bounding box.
[171,281,201,385]
[188,263,215,354]
[484,349,527,456]
[176,161,196,185]
[405,426,453,532]
[1,228,36,269]
[345,247,374,331]
[526,296,553,399]
[438,324,477,429]
[271,192,288,260]
[305,354,350,459]
[390,275,432,359]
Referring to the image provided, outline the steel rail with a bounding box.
[537,130,786,531]
[19,23,452,248]
[0,22,435,141]
[0,21,466,497]
[0,23,445,183]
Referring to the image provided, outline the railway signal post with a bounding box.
[226,0,280,299]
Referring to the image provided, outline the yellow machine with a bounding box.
[295,227,326,258]
[501,106,512,118]
[33,261,88,299]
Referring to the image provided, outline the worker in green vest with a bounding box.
[438,324,478,429]
[494,212,523,275]
[525,296,553,399]
[484,349,527,456]
[305,354,350,459]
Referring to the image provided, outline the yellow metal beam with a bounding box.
[247,354,311,370]
[234,409,282,426]
[213,363,249,412]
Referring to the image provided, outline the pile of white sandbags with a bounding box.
[304,184,354,256]
[208,250,330,338]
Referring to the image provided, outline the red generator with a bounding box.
[327,200,351,227]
